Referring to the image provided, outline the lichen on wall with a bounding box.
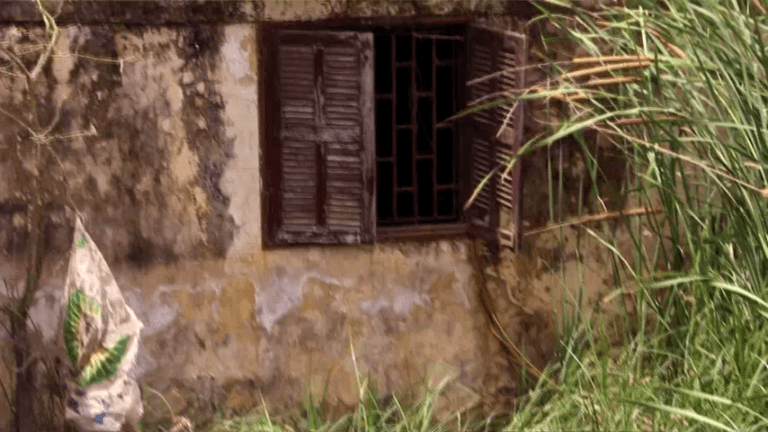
[0,22,237,265]
[259,0,509,21]
[0,1,641,429]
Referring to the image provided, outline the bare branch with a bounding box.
[0,105,33,134]
[0,375,14,416]
[0,45,30,78]
[40,102,61,136]
[0,67,28,79]
[15,355,39,374]
[28,0,60,81]
[53,52,136,65]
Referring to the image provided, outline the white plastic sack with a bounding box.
[59,217,144,432]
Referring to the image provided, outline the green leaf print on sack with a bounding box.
[63,289,130,387]
[74,234,88,250]
[76,334,130,387]
[64,289,101,367]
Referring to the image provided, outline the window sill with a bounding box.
[375,222,470,242]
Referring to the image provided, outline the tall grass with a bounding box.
[499,0,768,430]
[205,1,768,431]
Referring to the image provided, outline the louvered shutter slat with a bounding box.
[264,30,375,246]
[466,25,528,255]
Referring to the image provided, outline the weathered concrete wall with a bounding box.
[0,0,631,429]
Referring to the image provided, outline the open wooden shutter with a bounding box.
[465,24,528,258]
[264,30,375,246]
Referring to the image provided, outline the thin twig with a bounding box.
[14,355,39,374]
[0,45,30,78]
[145,386,176,419]
[0,376,14,416]
[52,52,135,64]
[471,240,556,389]
[0,352,16,416]
[495,101,518,139]
[523,207,663,237]
[28,0,60,81]
[40,103,61,136]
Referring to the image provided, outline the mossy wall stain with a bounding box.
[0,1,639,428]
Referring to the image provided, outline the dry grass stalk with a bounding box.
[753,0,767,14]
[571,54,653,65]
[593,20,686,59]
[533,76,643,103]
[523,207,663,237]
[584,76,642,87]
[644,26,687,59]
[560,60,653,81]
[609,114,683,126]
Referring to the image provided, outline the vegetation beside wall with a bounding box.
[206,0,768,430]
[6,0,768,431]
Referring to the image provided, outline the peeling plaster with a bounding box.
[124,289,178,337]
[257,266,311,334]
[219,25,261,257]
[132,341,158,379]
[52,27,76,107]
[222,34,250,81]
[361,291,431,316]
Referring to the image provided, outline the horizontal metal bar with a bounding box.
[376,222,465,240]
[412,32,465,41]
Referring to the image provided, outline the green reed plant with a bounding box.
[483,0,768,430]
[205,1,768,431]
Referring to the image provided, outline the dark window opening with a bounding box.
[261,22,528,250]
[374,30,462,227]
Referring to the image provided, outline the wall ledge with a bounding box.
[0,0,562,25]
[0,0,259,24]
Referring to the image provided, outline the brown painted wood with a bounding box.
[466,24,529,260]
[264,30,375,246]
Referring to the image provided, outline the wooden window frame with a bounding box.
[259,17,527,253]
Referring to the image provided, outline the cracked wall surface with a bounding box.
[0,1,633,429]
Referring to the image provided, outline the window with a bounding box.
[261,22,527,254]
[374,29,462,227]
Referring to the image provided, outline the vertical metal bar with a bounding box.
[391,34,398,220]
[411,33,418,221]
[452,52,459,219]
[431,35,438,218]
[457,26,471,224]
[265,29,282,243]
